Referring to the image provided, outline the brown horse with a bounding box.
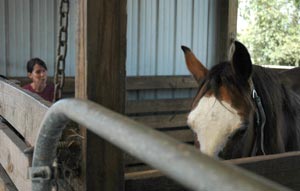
[279,67,300,96]
[181,41,300,159]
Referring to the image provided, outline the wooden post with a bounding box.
[76,0,127,190]
[217,0,238,61]
[227,0,238,47]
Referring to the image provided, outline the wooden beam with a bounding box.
[126,76,197,90]
[216,0,238,61]
[125,152,300,191]
[77,0,127,190]
[0,78,50,145]
[126,98,193,114]
[125,170,185,191]
[0,164,18,191]
[227,0,238,45]
[0,122,31,191]
[131,114,188,129]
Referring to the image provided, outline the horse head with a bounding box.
[182,41,261,159]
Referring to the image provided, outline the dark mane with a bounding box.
[252,66,300,153]
[195,62,253,108]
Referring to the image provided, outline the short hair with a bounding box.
[27,58,47,73]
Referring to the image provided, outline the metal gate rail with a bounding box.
[31,98,290,191]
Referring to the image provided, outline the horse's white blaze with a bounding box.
[187,96,242,158]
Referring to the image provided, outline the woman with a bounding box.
[23,58,54,102]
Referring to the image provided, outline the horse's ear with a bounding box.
[181,46,208,82]
[230,41,252,81]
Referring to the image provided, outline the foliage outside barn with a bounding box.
[238,0,300,67]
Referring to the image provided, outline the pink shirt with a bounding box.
[23,83,54,102]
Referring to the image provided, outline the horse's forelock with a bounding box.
[194,62,253,107]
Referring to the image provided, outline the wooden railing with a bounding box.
[0,78,51,190]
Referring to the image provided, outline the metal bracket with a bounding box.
[29,166,52,182]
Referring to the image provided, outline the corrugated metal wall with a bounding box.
[0,0,218,79]
[126,0,219,100]
[0,0,77,77]
[126,0,218,77]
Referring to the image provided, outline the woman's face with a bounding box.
[28,64,48,86]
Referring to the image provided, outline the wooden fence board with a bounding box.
[228,152,300,191]
[0,164,18,191]
[126,98,193,114]
[131,114,188,129]
[125,152,300,191]
[126,76,198,90]
[165,129,194,143]
[0,78,50,145]
[0,122,31,191]
[125,170,186,191]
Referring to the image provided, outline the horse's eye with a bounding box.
[239,125,247,134]
[228,124,247,140]
[235,125,248,137]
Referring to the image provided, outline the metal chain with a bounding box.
[53,0,70,102]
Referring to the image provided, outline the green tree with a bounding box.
[238,0,300,66]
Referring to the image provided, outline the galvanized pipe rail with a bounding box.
[31,98,291,191]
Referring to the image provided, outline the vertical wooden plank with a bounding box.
[77,0,126,190]
[75,1,87,190]
[0,164,18,191]
[0,122,31,191]
[217,0,229,62]
[227,0,238,51]
[216,0,238,62]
